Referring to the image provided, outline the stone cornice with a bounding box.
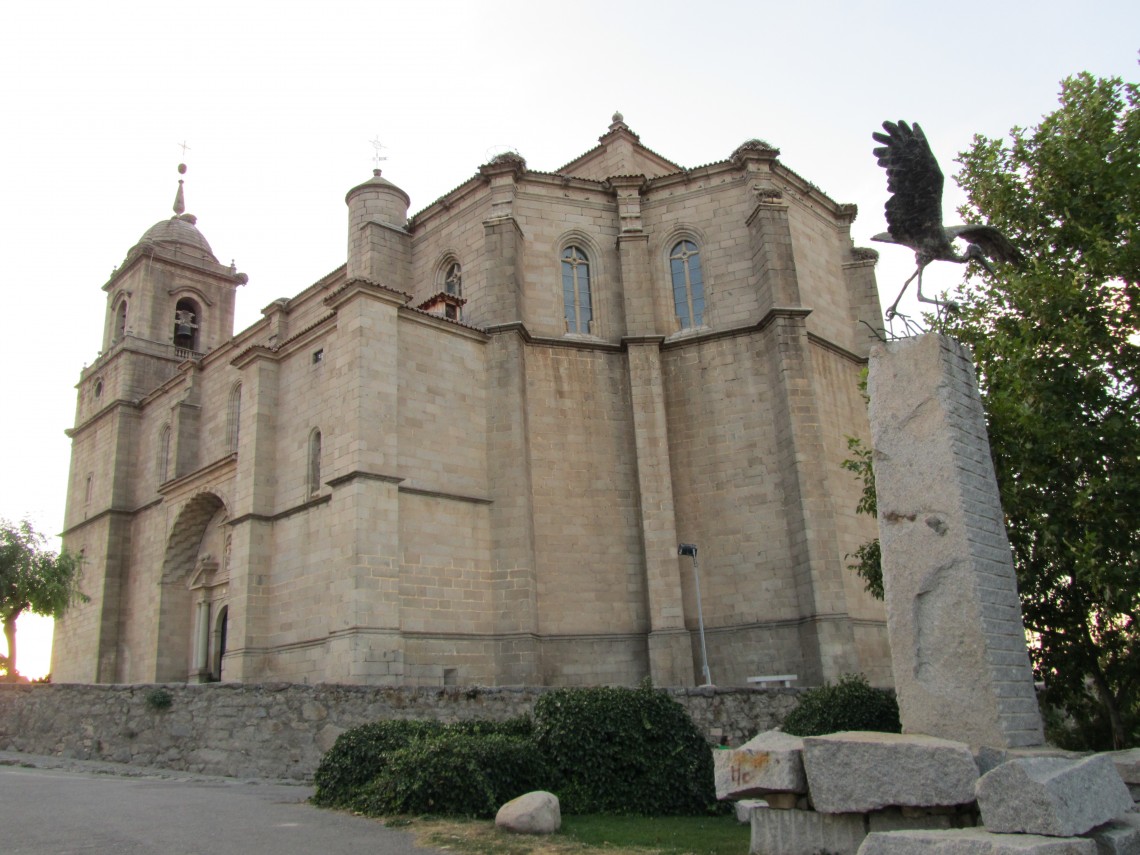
[103,243,245,294]
[59,507,135,538]
[324,278,411,312]
[325,471,404,489]
[398,484,493,505]
[807,331,869,366]
[228,493,331,527]
[157,453,237,498]
[483,322,624,353]
[65,398,139,439]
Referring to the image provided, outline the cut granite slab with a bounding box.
[975,754,1133,837]
[734,799,766,823]
[714,729,807,799]
[802,731,978,814]
[857,828,1096,854]
[750,804,867,855]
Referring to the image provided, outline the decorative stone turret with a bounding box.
[345,169,411,285]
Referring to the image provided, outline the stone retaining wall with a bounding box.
[0,683,799,781]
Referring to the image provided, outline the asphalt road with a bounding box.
[0,759,441,855]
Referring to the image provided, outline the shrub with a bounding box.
[780,673,900,737]
[144,687,173,712]
[532,684,720,815]
[311,717,534,809]
[350,731,550,818]
[312,719,447,806]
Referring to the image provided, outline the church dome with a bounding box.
[136,214,218,262]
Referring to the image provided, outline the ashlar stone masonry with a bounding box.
[55,116,889,689]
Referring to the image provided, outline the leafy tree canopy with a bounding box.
[937,72,1140,749]
[0,519,88,679]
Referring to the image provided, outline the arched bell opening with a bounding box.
[173,297,201,354]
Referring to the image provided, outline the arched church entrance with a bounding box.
[155,493,232,682]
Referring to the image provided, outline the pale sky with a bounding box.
[1,1,1136,678]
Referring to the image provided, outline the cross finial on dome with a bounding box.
[173,162,187,216]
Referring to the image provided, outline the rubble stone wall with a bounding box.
[0,682,798,781]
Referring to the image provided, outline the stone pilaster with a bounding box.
[320,281,405,682]
[843,245,883,360]
[222,350,278,681]
[765,311,861,684]
[170,365,201,480]
[483,217,525,326]
[747,192,802,311]
[868,333,1044,747]
[487,330,540,684]
[625,341,691,685]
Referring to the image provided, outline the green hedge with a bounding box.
[349,731,549,818]
[533,685,720,815]
[312,719,448,807]
[780,673,901,737]
[312,686,720,817]
[312,717,534,808]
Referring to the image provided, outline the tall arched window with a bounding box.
[227,383,242,453]
[561,246,592,334]
[669,240,705,329]
[307,428,322,495]
[173,298,201,353]
[444,261,462,296]
[159,424,172,484]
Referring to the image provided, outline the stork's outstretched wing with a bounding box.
[872,121,945,249]
[945,224,1024,266]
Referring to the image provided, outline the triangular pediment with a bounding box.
[558,115,682,182]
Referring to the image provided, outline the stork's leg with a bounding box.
[915,266,959,313]
[885,267,921,319]
[914,266,938,306]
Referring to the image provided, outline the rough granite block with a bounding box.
[1107,748,1140,786]
[714,729,807,799]
[975,746,1080,776]
[976,755,1134,837]
[1086,813,1140,855]
[857,828,1096,854]
[803,731,978,814]
[750,805,867,855]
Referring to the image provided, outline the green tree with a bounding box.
[936,72,1140,749]
[841,435,883,600]
[0,519,88,679]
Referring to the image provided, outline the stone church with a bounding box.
[54,115,890,689]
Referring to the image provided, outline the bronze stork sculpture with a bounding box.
[872,120,1022,319]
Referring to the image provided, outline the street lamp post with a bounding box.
[678,543,712,686]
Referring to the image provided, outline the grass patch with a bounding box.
[561,815,748,855]
[393,813,748,855]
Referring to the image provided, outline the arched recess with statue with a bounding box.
[154,492,232,682]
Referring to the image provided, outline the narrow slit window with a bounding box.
[308,429,322,495]
[228,383,242,452]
